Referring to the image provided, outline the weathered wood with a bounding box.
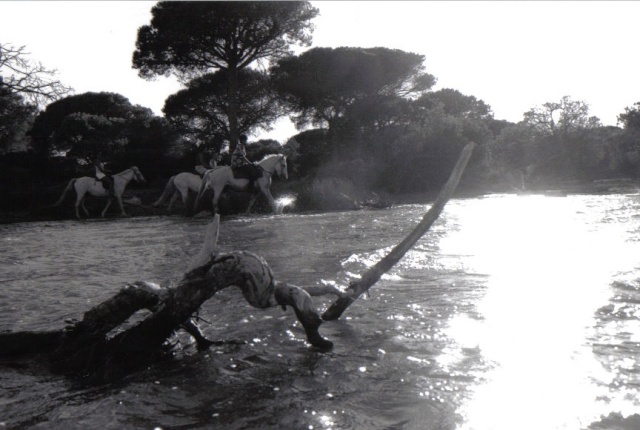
[76,281,166,336]
[0,145,476,379]
[51,217,225,373]
[322,142,476,321]
[0,330,64,355]
[187,214,221,271]
[1,217,221,372]
[0,213,339,379]
[45,281,170,374]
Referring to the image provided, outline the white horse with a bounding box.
[152,172,203,214]
[51,166,146,219]
[195,154,288,215]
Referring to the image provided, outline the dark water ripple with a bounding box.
[1,195,640,429]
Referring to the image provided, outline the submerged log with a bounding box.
[322,142,476,321]
[1,215,343,379]
[0,330,64,356]
[1,144,474,379]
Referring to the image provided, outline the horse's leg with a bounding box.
[168,191,179,213]
[246,192,259,214]
[75,194,84,219]
[101,197,113,218]
[211,186,223,215]
[116,195,128,217]
[179,188,190,216]
[81,198,90,217]
[194,178,208,214]
[274,282,333,350]
[259,185,278,214]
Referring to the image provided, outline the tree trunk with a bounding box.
[227,64,240,153]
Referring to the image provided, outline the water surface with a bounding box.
[1,193,639,429]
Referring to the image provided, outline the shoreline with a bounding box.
[1,178,639,225]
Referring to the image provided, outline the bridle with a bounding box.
[275,155,287,178]
[259,155,286,179]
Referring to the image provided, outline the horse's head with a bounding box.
[275,155,288,180]
[258,154,288,180]
[131,166,147,183]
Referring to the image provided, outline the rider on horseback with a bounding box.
[94,153,114,198]
[231,135,262,186]
[194,141,219,176]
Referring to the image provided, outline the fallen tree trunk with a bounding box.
[0,144,475,380]
[1,216,229,378]
[322,141,476,321]
[0,215,339,380]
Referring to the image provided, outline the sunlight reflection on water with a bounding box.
[439,194,640,430]
[1,196,639,429]
[275,195,296,213]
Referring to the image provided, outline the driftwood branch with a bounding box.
[1,144,475,380]
[0,214,340,380]
[322,141,476,321]
[1,217,223,377]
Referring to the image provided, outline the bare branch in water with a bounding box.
[322,142,476,321]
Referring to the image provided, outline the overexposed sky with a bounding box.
[2,1,639,142]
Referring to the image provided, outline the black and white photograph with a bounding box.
[1,1,639,429]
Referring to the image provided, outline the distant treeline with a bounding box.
[2,1,640,216]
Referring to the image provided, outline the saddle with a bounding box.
[96,176,114,195]
[232,164,263,181]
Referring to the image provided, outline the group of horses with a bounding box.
[52,154,289,219]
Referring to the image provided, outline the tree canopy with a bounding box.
[618,102,640,131]
[271,46,436,131]
[30,92,149,157]
[416,88,493,120]
[0,83,36,154]
[163,69,283,150]
[522,95,601,139]
[28,91,179,180]
[133,1,319,150]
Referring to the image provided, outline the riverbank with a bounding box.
[1,177,639,225]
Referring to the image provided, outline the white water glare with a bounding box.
[275,195,296,212]
[439,194,639,430]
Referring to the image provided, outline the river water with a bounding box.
[1,193,639,430]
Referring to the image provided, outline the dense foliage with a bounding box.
[2,3,640,218]
[271,47,436,132]
[0,83,35,154]
[133,1,318,150]
[28,92,179,181]
[163,69,283,149]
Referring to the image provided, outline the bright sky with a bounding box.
[2,1,639,142]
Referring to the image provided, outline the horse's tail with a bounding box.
[152,175,176,207]
[194,171,211,212]
[49,179,76,207]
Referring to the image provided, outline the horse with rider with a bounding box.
[156,135,288,215]
[230,134,264,187]
[94,152,115,198]
[51,152,147,219]
[195,135,288,215]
